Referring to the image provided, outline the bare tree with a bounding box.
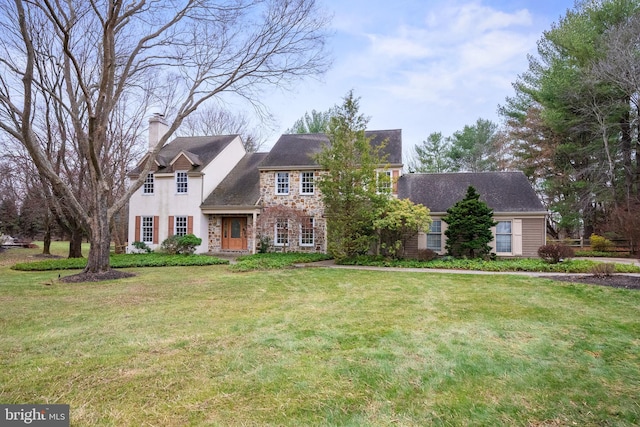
[0,0,330,278]
[177,105,270,152]
[256,205,304,252]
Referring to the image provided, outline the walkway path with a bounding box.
[295,257,640,278]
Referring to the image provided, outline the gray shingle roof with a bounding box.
[130,135,239,175]
[200,152,268,209]
[259,130,403,169]
[397,172,546,214]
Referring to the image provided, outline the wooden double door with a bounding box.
[221,217,247,250]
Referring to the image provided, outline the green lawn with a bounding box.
[1,245,639,426]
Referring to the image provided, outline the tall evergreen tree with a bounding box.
[443,186,497,258]
[408,132,452,173]
[315,91,388,260]
[287,108,336,134]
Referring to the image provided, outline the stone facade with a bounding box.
[259,170,326,253]
[207,214,257,254]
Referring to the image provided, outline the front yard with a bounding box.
[1,246,639,426]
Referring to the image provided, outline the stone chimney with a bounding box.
[148,113,169,151]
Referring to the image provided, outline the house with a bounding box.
[201,130,403,253]
[128,116,547,257]
[397,172,548,258]
[127,114,246,253]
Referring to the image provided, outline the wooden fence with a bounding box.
[547,238,634,253]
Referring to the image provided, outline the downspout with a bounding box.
[252,211,257,254]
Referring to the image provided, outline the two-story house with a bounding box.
[200,130,403,253]
[127,114,246,253]
[128,116,547,256]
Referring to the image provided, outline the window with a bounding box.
[427,220,442,251]
[377,170,392,193]
[143,173,154,194]
[175,216,187,236]
[275,219,289,246]
[276,172,289,195]
[142,216,154,243]
[496,221,512,253]
[176,171,188,194]
[300,172,314,194]
[300,217,314,246]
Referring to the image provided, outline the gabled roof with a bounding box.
[398,172,546,214]
[259,129,403,170]
[129,135,239,175]
[201,152,269,210]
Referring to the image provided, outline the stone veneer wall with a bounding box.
[260,170,326,253]
[207,214,256,253]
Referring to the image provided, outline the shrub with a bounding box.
[160,235,181,254]
[161,234,202,255]
[132,241,152,253]
[538,244,575,264]
[177,234,202,254]
[590,262,615,278]
[589,234,614,252]
[257,235,272,253]
[416,249,438,261]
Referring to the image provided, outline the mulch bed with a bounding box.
[548,275,640,290]
[60,270,136,283]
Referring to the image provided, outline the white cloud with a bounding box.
[264,0,572,148]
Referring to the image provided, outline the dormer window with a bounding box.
[143,173,154,194]
[176,171,188,194]
[276,172,289,195]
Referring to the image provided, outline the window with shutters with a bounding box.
[175,216,188,236]
[142,216,154,243]
[496,221,512,253]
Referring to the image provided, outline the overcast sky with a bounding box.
[261,0,577,154]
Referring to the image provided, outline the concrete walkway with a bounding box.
[295,257,640,278]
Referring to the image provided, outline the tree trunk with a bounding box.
[83,193,112,274]
[68,226,83,258]
[620,108,632,207]
[42,210,51,255]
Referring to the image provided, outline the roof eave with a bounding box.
[200,206,262,214]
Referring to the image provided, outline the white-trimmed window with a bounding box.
[143,173,154,194]
[142,216,154,243]
[275,219,289,246]
[175,216,188,236]
[300,217,314,246]
[276,172,289,195]
[300,172,314,194]
[427,220,442,251]
[496,221,512,253]
[176,171,188,194]
[377,170,392,193]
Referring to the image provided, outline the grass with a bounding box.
[1,245,639,426]
[231,252,332,272]
[11,253,229,271]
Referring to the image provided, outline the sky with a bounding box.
[261,0,577,155]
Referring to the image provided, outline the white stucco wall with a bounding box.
[127,136,246,254]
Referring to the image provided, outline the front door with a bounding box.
[222,217,247,250]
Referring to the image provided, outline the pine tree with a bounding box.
[443,186,497,258]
